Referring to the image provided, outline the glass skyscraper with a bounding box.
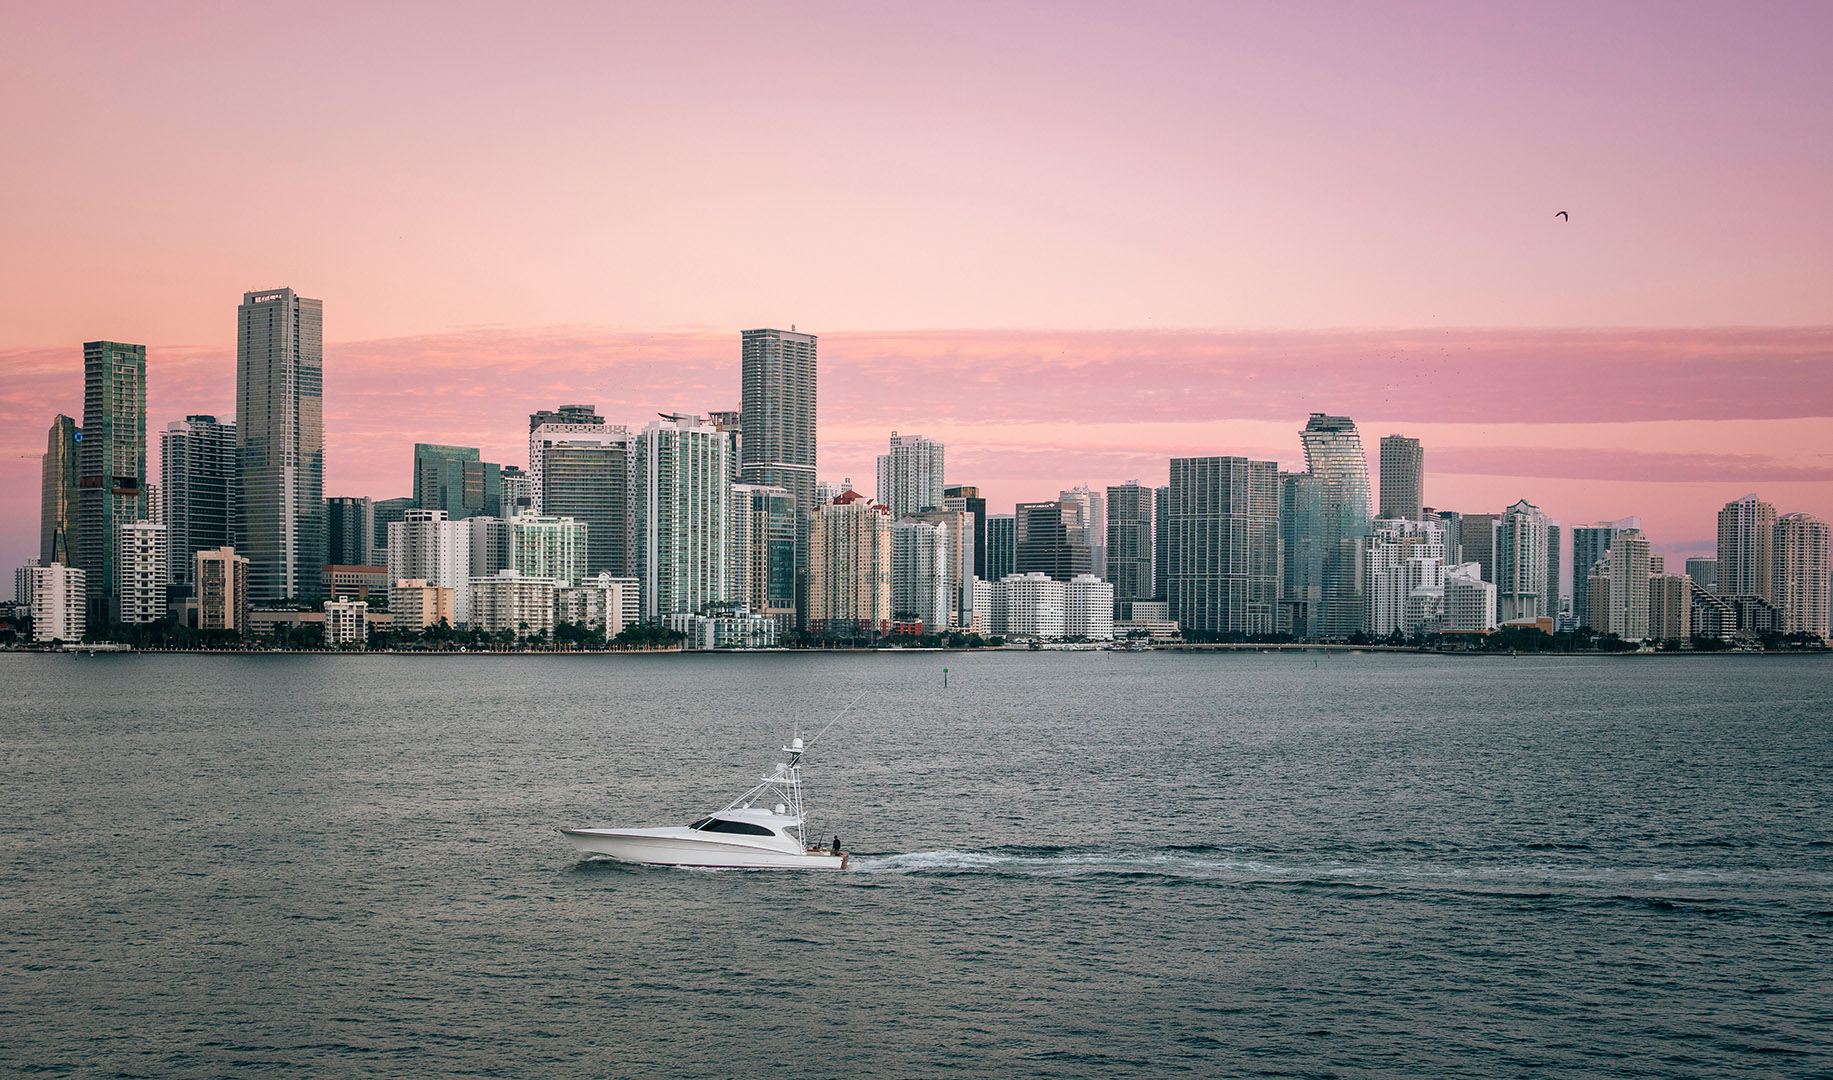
[1106,481,1154,607]
[237,288,324,602]
[162,415,238,587]
[1297,414,1372,639]
[413,443,502,520]
[40,414,81,566]
[1378,435,1423,521]
[77,341,148,623]
[539,431,631,577]
[1167,456,1279,638]
[986,514,1016,583]
[740,328,816,620]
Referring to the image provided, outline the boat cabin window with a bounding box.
[688,817,776,837]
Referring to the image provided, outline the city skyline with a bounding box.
[5,321,1829,579]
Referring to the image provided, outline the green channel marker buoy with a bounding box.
[943,667,949,688]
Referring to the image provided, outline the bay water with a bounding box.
[1,651,1828,1078]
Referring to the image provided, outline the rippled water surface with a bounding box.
[2,651,1829,1078]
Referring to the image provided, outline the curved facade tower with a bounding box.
[1297,414,1372,638]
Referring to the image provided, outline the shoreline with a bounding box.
[2,645,1824,658]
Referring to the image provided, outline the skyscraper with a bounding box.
[892,518,951,630]
[162,415,238,588]
[876,432,945,519]
[732,483,797,626]
[1717,494,1776,603]
[1378,435,1424,521]
[526,404,607,511]
[40,415,81,566]
[1298,414,1373,638]
[1546,522,1563,616]
[387,509,471,625]
[1571,517,1640,629]
[1153,485,1170,601]
[1496,499,1552,623]
[808,489,891,638]
[1774,513,1830,640]
[1364,518,1447,636]
[1106,482,1154,610]
[1058,486,1107,581]
[237,288,325,602]
[1684,557,1718,593]
[413,444,502,520]
[740,329,817,573]
[1459,513,1498,584]
[1166,456,1279,637]
[906,506,975,628]
[986,514,1016,583]
[535,427,633,577]
[1598,528,1651,640]
[77,340,149,623]
[942,484,988,581]
[325,496,376,567]
[632,414,732,618]
[1015,499,1095,581]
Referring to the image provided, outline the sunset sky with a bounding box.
[3,2,1829,574]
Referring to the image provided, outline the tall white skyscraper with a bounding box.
[1496,499,1552,622]
[1717,494,1776,602]
[387,509,472,625]
[1774,512,1830,640]
[237,288,324,602]
[633,414,732,618]
[892,518,950,632]
[876,432,946,519]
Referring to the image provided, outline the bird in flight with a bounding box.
[1555,210,1569,220]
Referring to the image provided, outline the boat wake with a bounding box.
[846,848,1825,891]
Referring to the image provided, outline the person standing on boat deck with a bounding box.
[833,835,841,855]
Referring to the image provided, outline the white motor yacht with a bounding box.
[560,736,847,869]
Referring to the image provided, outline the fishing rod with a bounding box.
[805,688,870,750]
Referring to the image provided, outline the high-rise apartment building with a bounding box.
[1571,517,1641,629]
[468,515,511,577]
[905,507,975,628]
[1649,574,1693,642]
[28,563,86,642]
[1106,482,1154,611]
[1599,528,1651,641]
[1774,512,1830,639]
[808,490,891,638]
[387,510,472,625]
[732,483,797,625]
[526,404,607,511]
[325,496,375,567]
[76,341,148,623]
[1547,523,1563,617]
[1496,499,1552,623]
[986,514,1016,584]
[372,497,414,558]
[1065,575,1116,641]
[162,416,238,587]
[194,547,250,635]
[633,415,732,618]
[500,464,535,517]
[1015,499,1095,581]
[1166,456,1279,638]
[942,485,988,581]
[237,288,325,603]
[1715,491,1774,601]
[1443,563,1497,633]
[1378,435,1424,521]
[413,444,502,520]
[1684,557,1718,593]
[1365,518,1447,636]
[892,518,951,631]
[509,514,587,583]
[40,415,81,566]
[117,521,167,624]
[876,432,945,519]
[1717,494,1777,603]
[534,425,632,577]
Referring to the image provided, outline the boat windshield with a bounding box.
[687,817,776,837]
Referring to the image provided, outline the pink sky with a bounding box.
[3,3,1830,574]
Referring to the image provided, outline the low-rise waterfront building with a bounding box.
[29,563,85,642]
[468,570,559,640]
[390,578,455,630]
[195,547,250,635]
[323,598,369,647]
[117,521,167,624]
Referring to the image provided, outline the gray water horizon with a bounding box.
[2,651,1828,1078]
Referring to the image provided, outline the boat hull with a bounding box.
[561,828,847,870]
